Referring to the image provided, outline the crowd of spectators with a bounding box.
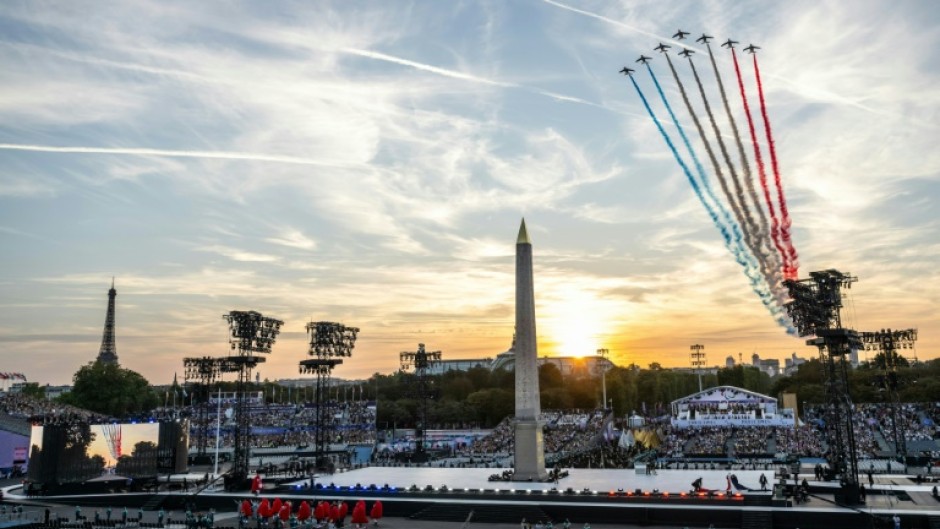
[184,400,377,449]
[0,393,109,425]
[730,427,773,456]
[464,410,608,458]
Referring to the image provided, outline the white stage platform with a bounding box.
[290,467,770,494]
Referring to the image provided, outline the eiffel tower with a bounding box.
[96,279,119,364]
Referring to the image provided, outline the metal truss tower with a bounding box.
[96,279,119,365]
[860,328,917,464]
[689,344,706,392]
[299,321,358,470]
[784,269,862,505]
[400,343,442,462]
[223,310,282,488]
[183,356,223,459]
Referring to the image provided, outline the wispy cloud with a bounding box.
[266,229,317,251]
[0,143,362,168]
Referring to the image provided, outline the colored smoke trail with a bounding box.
[753,53,800,278]
[661,53,746,248]
[730,48,789,277]
[686,58,757,260]
[704,43,782,300]
[628,74,785,323]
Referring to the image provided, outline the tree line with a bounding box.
[39,355,940,428]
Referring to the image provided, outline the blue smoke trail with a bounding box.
[630,73,789,327]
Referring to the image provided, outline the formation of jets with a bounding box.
[619,30,760,76]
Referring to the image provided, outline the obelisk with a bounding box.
[513,218,548,481]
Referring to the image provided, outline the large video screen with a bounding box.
[28,421,183,485]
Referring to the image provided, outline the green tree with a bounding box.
[538,363,564,389]
[59,362,158,417]
[19,382,46,400]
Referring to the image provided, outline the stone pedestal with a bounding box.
[513,420,549,482]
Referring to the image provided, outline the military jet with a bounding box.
[679,49,695,58]
[673,30,690,40]
[654,43,671,53]
[619,66,635,76]
[636,55,652,64]
[743,44,761,54]
[696,34,714,44]
[721,39,739,49]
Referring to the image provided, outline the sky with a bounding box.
[1,1,939,387]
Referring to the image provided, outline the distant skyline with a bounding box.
[1,1,938,386]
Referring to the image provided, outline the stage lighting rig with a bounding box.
[400,343,442,462]
[783,269,862,505]
[299,321,359,470]
[860,328,917,463]
[689,344,706,392]
[183,356,224,459]
[223,310,283,488]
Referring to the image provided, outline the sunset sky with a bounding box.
[1,1,938,386]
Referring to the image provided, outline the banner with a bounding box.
[671,417,794,428]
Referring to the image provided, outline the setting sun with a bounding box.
[543,287,604,358]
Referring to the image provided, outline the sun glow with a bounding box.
[543,287,605,358]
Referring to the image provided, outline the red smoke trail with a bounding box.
[753,53,799,279]
[731,49,789,277]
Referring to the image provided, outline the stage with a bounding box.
[287,467,770,494]
[5,468,940,529]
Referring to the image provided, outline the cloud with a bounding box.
[266,229,317,251]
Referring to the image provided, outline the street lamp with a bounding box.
[596,348,610,410]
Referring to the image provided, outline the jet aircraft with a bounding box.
[696,34,713,44]
[673,30,690,40]
[654,43,671,53]
[636,55,652,64]
[619,66,634,76]
[678,49,695,58]
[744,44,761,54]
[721,39,739,48]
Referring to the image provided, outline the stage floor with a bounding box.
[290,467,770,494]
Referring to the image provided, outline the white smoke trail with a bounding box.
[0,143,356,168]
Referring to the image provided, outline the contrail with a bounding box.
[341,47,610,110]
[685,57,757,261]
[730,48,789,278]
[753,53,800,277]
[540,0,698,52]
[662,52,742,246]
[650,58,790,329]
[718,49,782,297]
[701,43,781,301]
[627,74,786,326]
[0,143,357,168]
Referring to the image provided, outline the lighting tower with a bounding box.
[784,269,862,505]
[223,310,282,488]
[299,321,359,470]
[690,344,706,392]
[183,356,223,460]
[96,279,119,364]
[860,328,917,464]
[596,348,610,409]
[400,343,442,462]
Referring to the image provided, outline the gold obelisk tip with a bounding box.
[517,218,531,244]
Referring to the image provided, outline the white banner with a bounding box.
[671,417,794,428]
